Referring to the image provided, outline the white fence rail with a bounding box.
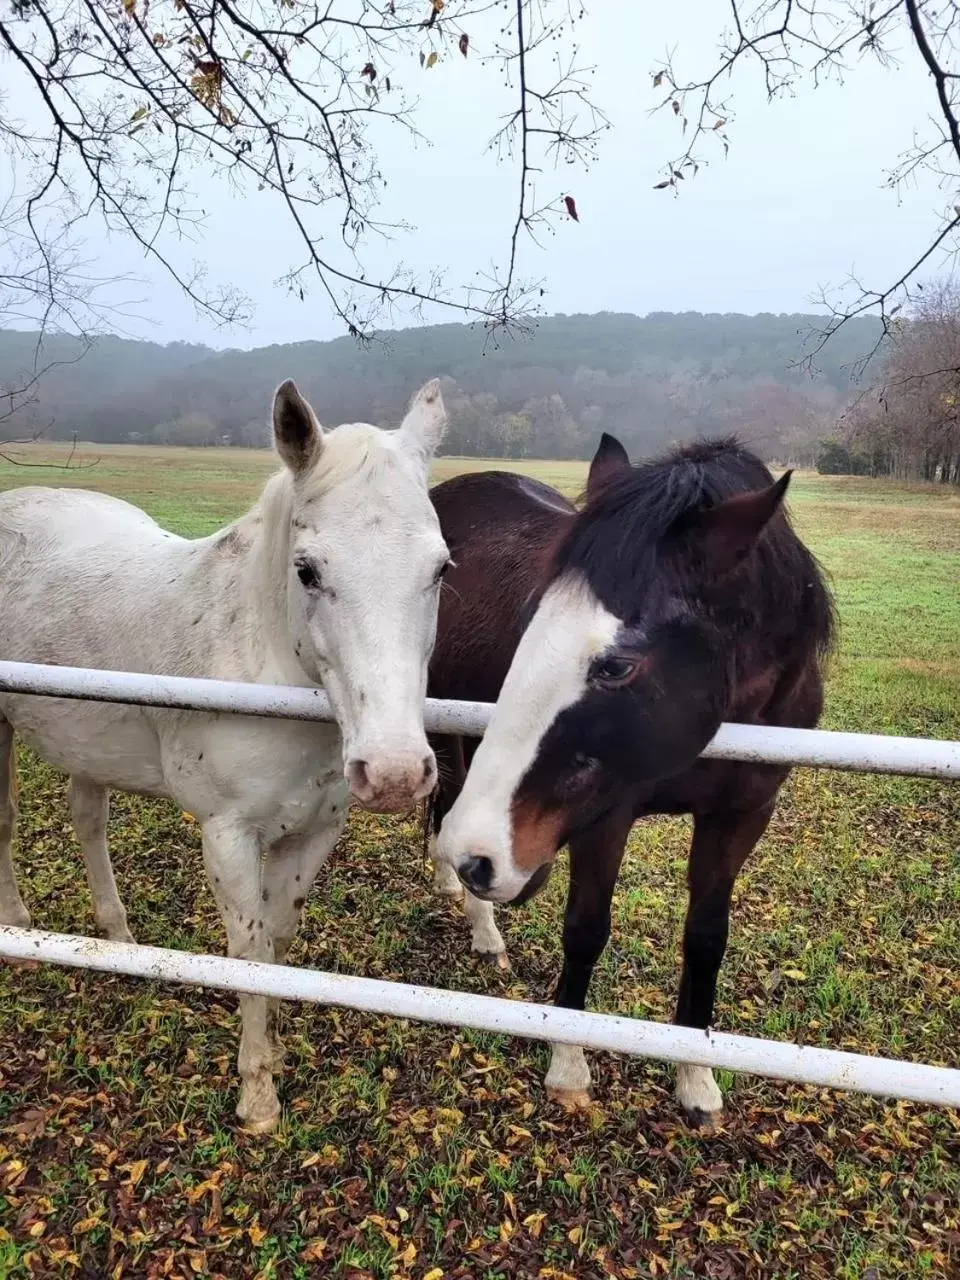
[1,659,959,778]
[0,659,958,1108]
[2,924,959,1108]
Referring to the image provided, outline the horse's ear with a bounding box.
[399,378,447,458]
[688,471,792,577]
[273,380,323,475]
[586,433,631,501]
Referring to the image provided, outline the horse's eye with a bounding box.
[434,559,454,585]
[295,560,320,590]
[593,656,638,686]
[571,752,599,774]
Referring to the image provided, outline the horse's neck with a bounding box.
[203,472,305,684]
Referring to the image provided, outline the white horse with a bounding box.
[0,377,449,1132]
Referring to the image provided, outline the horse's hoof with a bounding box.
[476,949,511,972]
[237,1075,281,1135]
[434,879,464,901]
[683,1106,723,1132]
[547,1086,593,1112]
[239,1110,281,1136]
[431,861,464,899]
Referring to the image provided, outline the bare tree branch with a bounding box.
[650,0,960,372]
[1,0,606,345]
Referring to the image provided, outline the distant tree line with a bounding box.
[823,282,960,485]
[0,311,882,465]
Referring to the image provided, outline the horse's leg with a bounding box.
[428,734,508,964]
[68,777,134,943]
[201,817,279,1134]
[0,719,29,928]
[462,890,509,968]
[429,734,465,899]
[259,821,342,1072]
[544,807,634,1109]
[673,802,776,1127]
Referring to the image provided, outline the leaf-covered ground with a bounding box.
[0,450,958,1279]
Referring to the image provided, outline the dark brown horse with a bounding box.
[426,435,834,1124]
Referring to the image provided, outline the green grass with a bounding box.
[0,443,958,1279]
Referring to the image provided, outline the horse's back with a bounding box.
[0,485,172,549]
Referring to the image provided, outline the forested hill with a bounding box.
[0,311,883,462]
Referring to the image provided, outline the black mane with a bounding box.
[553,436,835,662]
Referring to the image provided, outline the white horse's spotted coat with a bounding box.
[0,378,448,1131]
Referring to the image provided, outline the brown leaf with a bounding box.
[564,194,579,222]
[361,62,377,81]
[653,71,663,87]
[8,1108,47,1142]
[459,32,469,57]
[653,180,673,189]
[671,98,680,114]
[426,50,438,69]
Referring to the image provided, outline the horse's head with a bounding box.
[436,433,791,902]
[272,378,449,813]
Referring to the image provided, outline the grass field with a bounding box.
[0,442,958,1280]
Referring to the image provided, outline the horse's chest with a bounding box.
[166,716,347,841]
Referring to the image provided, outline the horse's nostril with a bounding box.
[460,853,494,894]
[422,755,436,785]
[346,759,370,795]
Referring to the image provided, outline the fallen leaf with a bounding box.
[564,194,579,222]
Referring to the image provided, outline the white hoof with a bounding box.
[545,1042,592,1108]
[432,860,464,900]
[106,924,136,945]
[676,1063,724,1127]
[237,1072,281,1135]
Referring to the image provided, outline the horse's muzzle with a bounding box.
[345,751,437,813]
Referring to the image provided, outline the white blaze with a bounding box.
[436,573,621,902]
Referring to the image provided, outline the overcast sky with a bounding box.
[5,1,950,349]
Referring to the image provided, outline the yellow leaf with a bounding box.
[122,0,135,12]
[523,1211,546,1238]
[396,1206,410,1223]
[401,1241,417,1265]
[425,51,438,69]
[784,969,807,981]
[28,1221,46,1239]
[182,811,197,823]
[431,0,444,9]
[248,1223,267,1246]
[567,1225,583,1244]
[73,1217,102,1234]
[424,1270,444,1280]
[124,1159,148,1187]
